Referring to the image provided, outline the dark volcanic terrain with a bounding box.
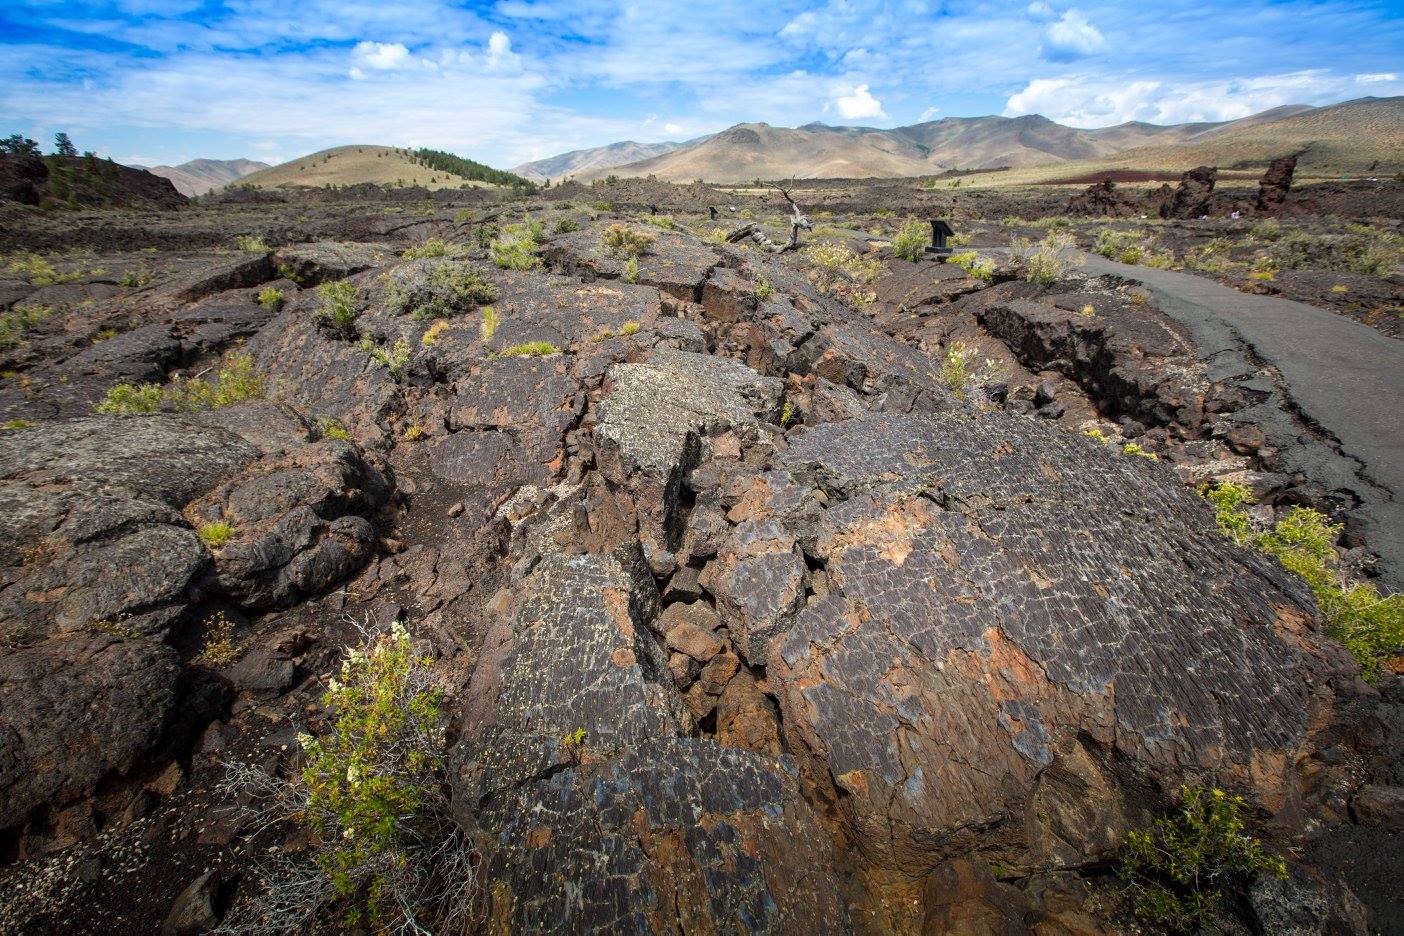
[0,170,1400,935]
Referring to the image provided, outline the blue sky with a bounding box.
[1,0,1401,170]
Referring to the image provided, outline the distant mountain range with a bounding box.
[515,97,1402,184]
[511,140,687,183]
[144,158,270,196]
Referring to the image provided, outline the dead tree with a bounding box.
[724,179,812,253]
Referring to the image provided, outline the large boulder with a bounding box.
[188,439,393,610]
[1257,154,1298,213]
[754,412,1358,883]
[0,413,264,641]
[0,634,179,829]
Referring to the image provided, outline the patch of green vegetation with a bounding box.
[119,264,154,288]
[0,304,55,349]
[195,611,239,666]
[95,354,264,415]
[1249,255,1278,281]
[1122,442,1158,460]
[1249,218,1281,241]
[236,234,270,253]
[601,223,655,259]
[1,418,34,430]
[420,320,450,346]
[257,286,284,311]
[1206,481,1404,680]
[480,305,500,342]
[490,222,543,271]
[1185,238,1235,274]
[803,241,882,294]
[1119,785,1286,933]
[1011,230,1078,285]
[1091,227,1171,268]
[623,256,639,283]
[619,321,640,336]
[198,521,234,550]
[360,337,413,376]
[497,341,557,358]
[7,254,82,286]
[892,216,928,262]
[779,400,795,428]
[947,251,996,282]
[752,276,775,302]
[320,418,351,441]
[552,217,580,234]
[413,147,536,191]
[388,263,498,320]
[402,237,463,260]
[315,280,360,336]
[642,214,679,231]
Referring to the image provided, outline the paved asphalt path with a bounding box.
[1079,252,1404,588]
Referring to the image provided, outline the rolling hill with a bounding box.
[144,157,269,196]
[233,145,527,191]
[564,98,1399,184]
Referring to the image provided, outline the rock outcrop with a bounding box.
[1257,153,1299,213]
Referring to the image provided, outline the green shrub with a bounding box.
[120,265,154,288]
[198,521,234,549]
[474,223,499,248]
[1119,785,1286,932]
[315,280,360,336]
[892,216,928,262]
[237,234,270,253]
[388,263,498,320]
[490,223,542,270]
[95,382,164,414]
[619,321,640,336]
[6,255,81,286]
[948,251,996,282]
[0,304,55,349]
[752,276,775,301]
[1249,218,1281,241]
[257,286,284,311]
[1205,481,1403,680]
[642,214,679,231]
[1012,230,1078,285]
[217,622,476,934]
[360,338,413,376]
[497,341,557,358]
[95,354,263,414]
[552,218,580,234]
[402,237,462,260]
[623,257,639,283]
[601,224,655,259]
[803,242,882,293]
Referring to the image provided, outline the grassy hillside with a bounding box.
[234,145,528,191]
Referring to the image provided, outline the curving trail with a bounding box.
[1078,252,1404,589]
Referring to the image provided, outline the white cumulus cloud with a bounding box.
[353,41,410,70]
[1042,9,1104,61]
[485,31,521,70]
[1003,70,1371,127]
[1356,72,1397,83]
[664,122,683,135]
[833,84,886,120]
